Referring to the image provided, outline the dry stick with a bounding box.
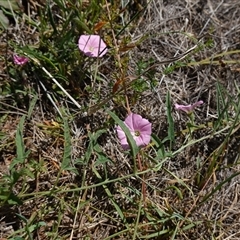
[26,56,82,110]
[41,66,82,110]
[88,39,202,115]
[38,80,63,117]
[104,0,131,115]
[69,189,88,240]
[137,153,146,205]
[179,123,240,228]
[178,169,215,229]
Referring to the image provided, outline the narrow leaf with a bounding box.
[107,110,138,158]
[0,9,9,29]
[166,92,175,148]
[200,171,240,204]
[61,117,71,170]
[11,115,26,168]
[0,0,21,11]
[27,94,38,119]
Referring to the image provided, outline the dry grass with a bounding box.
[1,0,240,239]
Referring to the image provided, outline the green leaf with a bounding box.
[28,221,46,233]
[95,151,112,166]
[9,237,24,240]
[11,169,22,184]
[10,116,29,169]
[107,110,139,158]
[47,3,57,33]
[82,129,107,166]
[16,116,25,160]
[0,9,9,29]
[166,92,175,148]
[16,213,28,222]
[7,192,22,205]
[61,117,71,170]
[0,131,6,140]
[0,0,21,11]
[74,18,92,34]
[92,166,126,223]
[84,137,93,164]
[22,167,35,179]
[199,171,240,205]
[28,94,38,119]
[90,129,106,143]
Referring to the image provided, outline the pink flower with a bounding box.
[175,100,203,114]
[78,35,107,57]
[116,113,152,150]
[13,54,29,65]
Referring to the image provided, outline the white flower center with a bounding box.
[134,130,140,137]
[89,46,94,52]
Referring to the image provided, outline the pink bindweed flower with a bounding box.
[78,35,107,57]
[175,100,204,114]
[13,54,29,65]
[116,113,152,150]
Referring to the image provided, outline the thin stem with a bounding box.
[105,0,131,114]
[25,55,82,110]
[137,152,146,204]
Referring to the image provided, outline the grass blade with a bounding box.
[107,110,138,159]
[61,117,72,170]
[166,91,175,149]
[10,116,29,169]
[16,115,25,161]
[27,94,38,119]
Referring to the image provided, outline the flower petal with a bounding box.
[78,35,90,50]
[116,126,130,149]
[175,104,192,113]
[175,101,203,113]
[139,122,152,135]
[78,34,107,57]
[124,113,135,131]
[191,100,204,109]
[135,134,151,147]
[116,113,152,150]
[13,54,29,65]
[116,126,126,140]
[131,113,144,129]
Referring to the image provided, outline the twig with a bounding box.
[105,0,131,114]
[25,55,82,110]
[137,153,146,204]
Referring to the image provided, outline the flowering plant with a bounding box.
[78,35,107,57]
[13,54,29,65]
[175,100,204,134]
[116,113,152,150]
[175,100,203,114]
